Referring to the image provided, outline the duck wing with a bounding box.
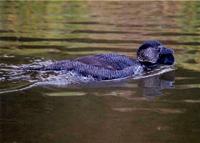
[75,53,135,70]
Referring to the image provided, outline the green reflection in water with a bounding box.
[174,2,200,72]
[0,1,92,59]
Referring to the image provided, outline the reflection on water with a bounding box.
[1,1,200,143]
[139,71,174,97]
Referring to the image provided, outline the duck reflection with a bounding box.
[82,70,175,100]
[138,71,175,98]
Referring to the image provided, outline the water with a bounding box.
[0,1,200,143]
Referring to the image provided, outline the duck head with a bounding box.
[137,40,174,68]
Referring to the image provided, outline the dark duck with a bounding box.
[22,40,175,80]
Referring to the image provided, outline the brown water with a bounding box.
[0,1,200,143]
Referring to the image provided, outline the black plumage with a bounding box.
[21,40,174,80]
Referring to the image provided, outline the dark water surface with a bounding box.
[1,1,200,143]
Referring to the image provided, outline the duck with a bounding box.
[22,40,174,80]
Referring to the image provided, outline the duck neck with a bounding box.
[139,61,159,71]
